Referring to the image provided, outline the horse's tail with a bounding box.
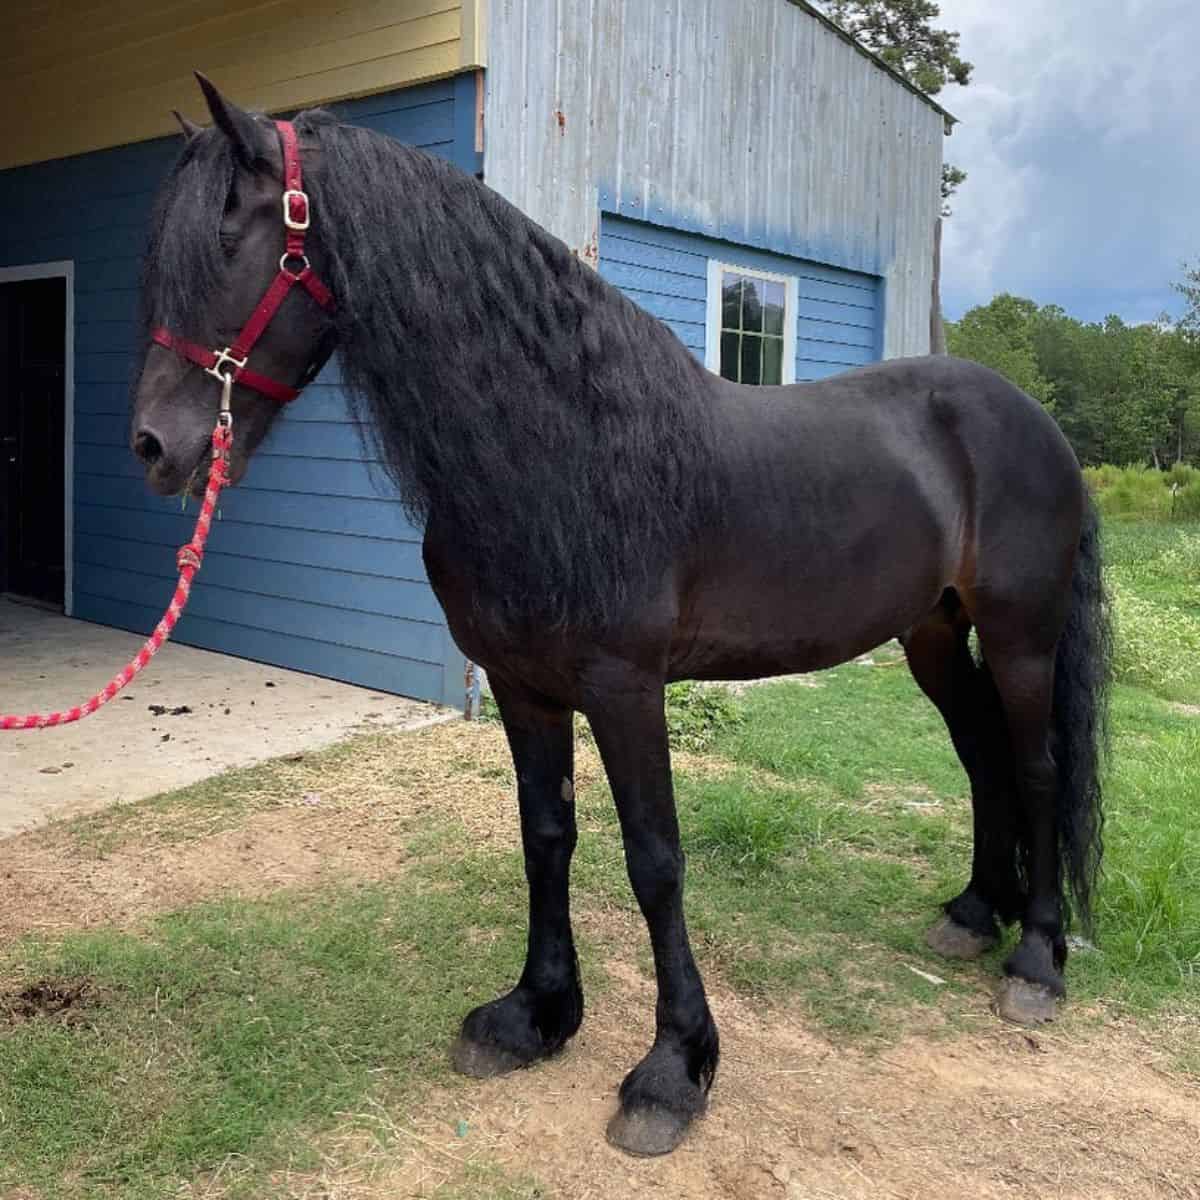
[1052,496,1112,933]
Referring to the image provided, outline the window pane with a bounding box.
[763,281,785,336]
[762,337,783,385]
[722,275,743,330]
[740,334,762,385]
[720,331,740,380]
[741,280,764,333]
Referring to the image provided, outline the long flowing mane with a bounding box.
[297,110,723,634]
[142,110,724,633]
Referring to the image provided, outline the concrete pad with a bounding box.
[0,599,452,835]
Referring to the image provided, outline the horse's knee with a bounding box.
[623,834,684,913]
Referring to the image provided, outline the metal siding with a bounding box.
[485,0,943,357]
[0,80,474,707]
[600,214,880,382]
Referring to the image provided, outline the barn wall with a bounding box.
[600,215,882,380]
[484,0,945,358]
[0,78,479,706]
[2,0,488,170]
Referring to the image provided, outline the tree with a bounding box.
[945,295,1053,406]
[948,295,1200,467]
[813,1,973,213]
[1173,261,1200,337]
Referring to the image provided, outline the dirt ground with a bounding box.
[297,970,1200,1200]
[1,722,1197,1200]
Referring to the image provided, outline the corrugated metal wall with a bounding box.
[484,0,945,358]
[0,78,478,706]
[600,215,881,379]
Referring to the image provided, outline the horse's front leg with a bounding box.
[586,674,720,1157]
[451,679,583,1076]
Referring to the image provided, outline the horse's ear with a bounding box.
[194,72,274,166]
[172,110,203,142]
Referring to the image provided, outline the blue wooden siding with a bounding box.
[0,75,480,707]
[599,214,882,381]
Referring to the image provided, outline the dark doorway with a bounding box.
[0,276,66,608]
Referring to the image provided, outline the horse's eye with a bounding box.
[219,228,240,258]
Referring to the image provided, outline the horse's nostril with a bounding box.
[134,429,165,466]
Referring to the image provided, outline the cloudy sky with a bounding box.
[932,0,1199,324]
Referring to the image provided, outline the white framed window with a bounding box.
[705,261,797,385]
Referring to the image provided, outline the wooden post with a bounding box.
[930,217,947,355]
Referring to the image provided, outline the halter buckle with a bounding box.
[206,346,246,384]
[282,189,310,231]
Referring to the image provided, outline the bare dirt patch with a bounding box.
[1,978,95,1026]
[250,960,1200,1200]
[0,721,541,941]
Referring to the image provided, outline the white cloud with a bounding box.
[933,0,1200,321]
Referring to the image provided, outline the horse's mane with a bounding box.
[145,110,723,634]
[141,128,236,346]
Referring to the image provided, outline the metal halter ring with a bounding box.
[205,346,247,383]
[280,252,310,278]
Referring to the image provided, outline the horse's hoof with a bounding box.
[996,976,1059,1026]
[925,914,997,960]
[450,1036,527,1078]
[606,1106,693,1157]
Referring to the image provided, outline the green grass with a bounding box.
[1086,463,1200,521]
[1103,522,1200,701]
[681,671,1195,1024]
[0,848,574,1200]
[1,520,1196,1196]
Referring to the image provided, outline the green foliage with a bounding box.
[812,1,971,213]
[1109,576,1200,699]
[1087,464,1200,521]
[1102,523,1200,701]
[817,0,972,96]
[1174,260,1200,338]
[481,683,744,755]
[946,294,1054,404]
[664,681,745,752]
[947,296,1200,468]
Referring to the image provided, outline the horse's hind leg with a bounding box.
[979,644,1067,1024]
[451,677,584,1077]
[902,594,1023,959]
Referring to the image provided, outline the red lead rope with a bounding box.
[1,423,232,730]
[3,120,331,732]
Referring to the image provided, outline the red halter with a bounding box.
[152,120,334,408]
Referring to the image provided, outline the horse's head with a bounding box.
[132,75,335,496]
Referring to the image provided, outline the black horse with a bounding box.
[131,78,1111,1157]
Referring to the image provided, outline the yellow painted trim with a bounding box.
[460,0,487,68]
[1,0,469,170]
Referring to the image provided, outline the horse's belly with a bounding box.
[668,561,944,682]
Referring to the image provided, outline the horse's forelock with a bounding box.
[139,128,236,347]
